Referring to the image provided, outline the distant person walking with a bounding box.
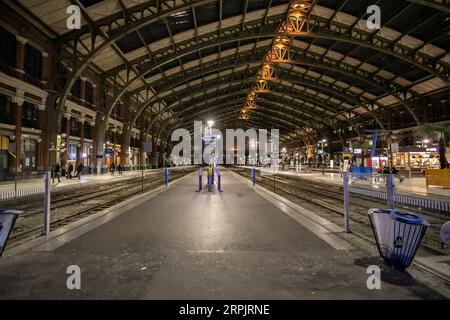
[110,163,116,175]
[117,164,123,175]
[53,163,61,183]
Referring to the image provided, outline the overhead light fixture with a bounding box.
[254,80,269,93]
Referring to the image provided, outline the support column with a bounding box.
[64,113,70,168]
[121,125,131,170]
[140,132,147,170]
[12,98,23,173]
[46,94,61,169]
[41,52,50,80]
[37,106,46,170]
[94,113,106,174]
[152,136,159,168]
[78,119,85,165]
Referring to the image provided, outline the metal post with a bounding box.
[14,163,17,198]
[212,165,215,184]
[387,173,395,209]
[198,167,202,192]
[408,151,411,180]
[343,171,350,233]
[164,167,169,186]
[141,169,144,193]
[207,167,212,192]
[43,170,51,236]
[273,163,276,192]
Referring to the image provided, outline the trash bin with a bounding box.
[0,209,22,257]
[368,208,430,270]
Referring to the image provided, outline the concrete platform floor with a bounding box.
[0,170,444,299]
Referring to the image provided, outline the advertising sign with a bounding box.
[105,150,113,157]
[0,136,9,150]
[143,142,152,153]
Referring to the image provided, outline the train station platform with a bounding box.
[243,166,450,202]
[0,167,194,200]
[0,168,445,299]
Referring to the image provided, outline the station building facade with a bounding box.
[0,7,158,178]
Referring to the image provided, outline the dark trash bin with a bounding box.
[368,208,430,270]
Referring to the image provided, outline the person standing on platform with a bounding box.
[110,163,116,176]
[76,162,84,179]
[117,164,123,175]
[53,163,61,183]
[391,166,404,183]
[163,153,171,168]
[67,163,74,179]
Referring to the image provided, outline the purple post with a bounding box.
[217,167,221,192]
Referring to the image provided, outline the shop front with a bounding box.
[67,142,79,171]
[20,135,39,173]
[80,143,93,169]
[393,146,441,169]
[129,147,140,169]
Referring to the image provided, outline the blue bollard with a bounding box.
[164,167,168,186]
[252,168,256,186]
[207,167,213,192]
[217,167,221,192]
[198,168,202,192]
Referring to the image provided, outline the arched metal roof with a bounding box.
[12,0,450,144]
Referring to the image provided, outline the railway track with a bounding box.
[3,167,196,247]
[230,167,449,257]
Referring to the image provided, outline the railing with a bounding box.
[349,186,450,214]
[0,187,44,200]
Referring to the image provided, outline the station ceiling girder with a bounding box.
[11,0,450,143]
